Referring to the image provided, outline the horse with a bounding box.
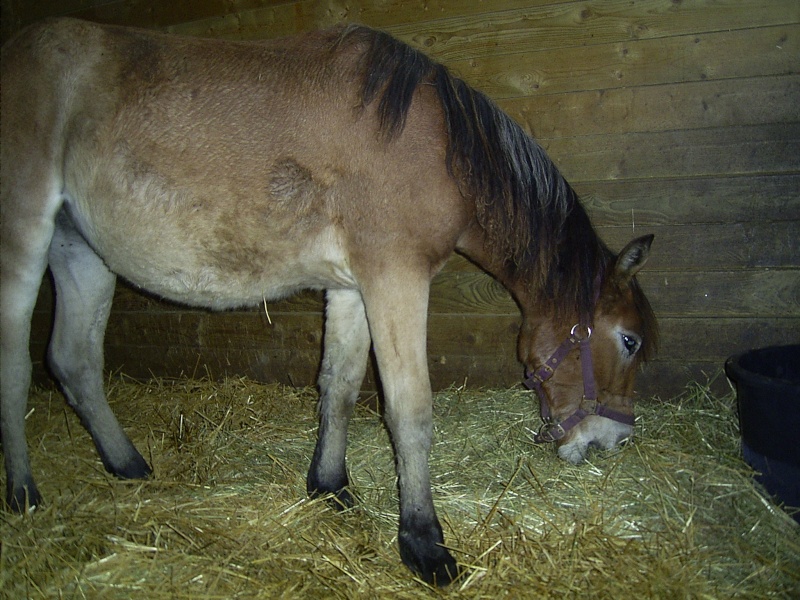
[0,19,658,585]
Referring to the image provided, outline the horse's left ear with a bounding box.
[614,234,654,282]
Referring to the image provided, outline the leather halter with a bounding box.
[523,324,635,444]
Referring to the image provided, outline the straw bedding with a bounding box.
[2,376,798,598]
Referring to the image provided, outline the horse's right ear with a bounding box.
[614,235,654,282]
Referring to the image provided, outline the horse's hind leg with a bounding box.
[47,209,151,481]
[307,289,371,508]
[0,200,59,511]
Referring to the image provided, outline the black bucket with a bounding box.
[725,344,800,520]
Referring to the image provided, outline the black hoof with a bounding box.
[6,477,42,513]
[399,522,459,586]
[108,452,152,480]
[307,472,355,510]
[311,487,355,511]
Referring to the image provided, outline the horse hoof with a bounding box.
[109,452,152,480]
[308,485,355,511]
[307,469,355,510]
[328,487,355,510]
[6,479,42,513]
[398,528,459,586]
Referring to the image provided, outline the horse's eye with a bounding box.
[620,333,641,357]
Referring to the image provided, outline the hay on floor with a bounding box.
[1,376,798,598]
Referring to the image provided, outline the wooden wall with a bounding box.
[4,1,798,399]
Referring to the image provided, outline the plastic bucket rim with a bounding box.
[725,344,800,388]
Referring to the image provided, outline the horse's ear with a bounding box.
[614,234,654,282]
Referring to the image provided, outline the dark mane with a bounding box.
[339,26,618,324]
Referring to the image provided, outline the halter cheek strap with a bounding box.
[523,324,635,444]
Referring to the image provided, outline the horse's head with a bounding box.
[519,235,657,463]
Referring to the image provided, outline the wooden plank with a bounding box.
[542,123,800,183]
[390,2,800,63]
[158,0,800,50]
[33,1,289,30]
[644,316,798,398]
[491,220,800,272]
[576,174,800,227]
[498,75,800,139]
[639,270,800,318]
[425,316,799,385]
[346,0,800,41]
[7,0,798,64]
[428,270,516,315]
[653,317,799,363]
[103,344,324,387]
[327,0,567,30]
[103,311,323,352]
[596,222,800,270]
[161,0,583,40]
[424,268,799,318]
[448,25,800,98]
[637,360,731,399]
[32,267,797,366]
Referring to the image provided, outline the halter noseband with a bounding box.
[523,324,635,444]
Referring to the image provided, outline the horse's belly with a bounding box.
[122,250,351,309]
[69,199,355,309]
[119,242,353,309]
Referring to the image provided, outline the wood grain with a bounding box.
[500,75,800,139]
[446,26,799,98]
[541,123,800,182]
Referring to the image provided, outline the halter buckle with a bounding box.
[535,422,566,444]
[580,397,598,415]
[570,323,592,340]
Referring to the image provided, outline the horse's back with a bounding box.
[2,20,464,309]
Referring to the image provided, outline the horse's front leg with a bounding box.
[307,289,371,508]
[362,273,459,586]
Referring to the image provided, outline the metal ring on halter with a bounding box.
[570,323,592,339]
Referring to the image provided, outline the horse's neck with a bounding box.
[457,219,576,327]
[455,221,529,306]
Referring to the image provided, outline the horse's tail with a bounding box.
[341,25,608,321]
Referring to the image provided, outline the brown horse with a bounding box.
[1,19,657,585]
